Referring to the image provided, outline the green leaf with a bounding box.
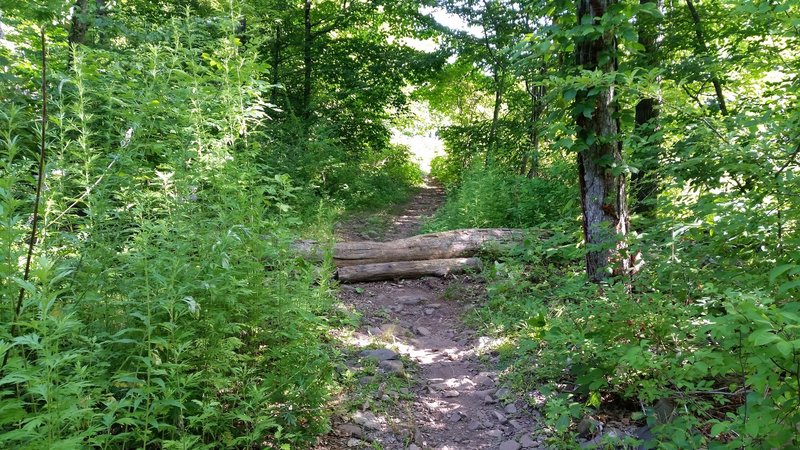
[710,421,729,436]
[564,89,577,101]
[769,264,796,282]
[776,340,793,358]
[749,329,779,346]
[779,279,800,294]
[745,418,760,436]
[10,276,36,293]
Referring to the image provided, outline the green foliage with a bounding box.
[425,164,577,231]
[428,0,800,446]
[467,220,800,447]
[0,11,338,449]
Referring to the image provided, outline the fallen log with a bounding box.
[336,258,483,283]
[295,228,523,267]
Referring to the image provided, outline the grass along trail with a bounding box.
[316,181,545,450]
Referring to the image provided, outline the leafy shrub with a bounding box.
[424,164,578,231]
[0,15,337,449]
[470,227,800,448]
[429,154,461,188]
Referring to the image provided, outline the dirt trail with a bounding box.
[317,182,544,450]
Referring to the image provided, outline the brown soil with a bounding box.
[314,182,545,450]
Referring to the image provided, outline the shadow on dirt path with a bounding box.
[315,181,545,450]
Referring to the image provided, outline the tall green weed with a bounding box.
[424,164,577,231]
[1,14,337,449]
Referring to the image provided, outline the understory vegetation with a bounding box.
[426,0,800,448]
[0,2,427,448]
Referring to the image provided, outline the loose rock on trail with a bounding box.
[315,182,546,450]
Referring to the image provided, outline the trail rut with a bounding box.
[315,182,545,450]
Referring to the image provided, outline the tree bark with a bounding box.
[685,0,728,116]
[631,0,662,217]
[302,0,313,120]
[575,0,631,282]
[486,67,502,166]
[69,0,90,46]
[524,77,545,178]
[294,228,524,267]
[336,258,483,283]
[270,23,282,106]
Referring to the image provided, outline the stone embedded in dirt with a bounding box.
[447,412,462,423]
[509,419,524,430]
[360,349,398,361]
[428,303,442,308]
[442,390,460,398]
[484,395,496,404]
[425,308,435,315]
[493,411,508,424]
[473,374,494,388]
[498,440,521,450]
[379,359,404,375]
[520,434,536,448]
[359,376,374,385]
[577,415,602,438]
[635,425,654,443]
[504,404,518,415]
[416,326,432,336]
[337,423,364,437]
[369,327,382,335]
[430,382,449,391]
[352,411,381,430]
[580,428,623,449]
[486,430,503,438]
[414,429,424,445]
[467,420,483,431]
[397,293,428,305]
[347,437,363,447]
[495,387,511,400]
[408,444,421,450]
[380,323,410,337]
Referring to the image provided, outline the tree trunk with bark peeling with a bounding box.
[575,0,631,282]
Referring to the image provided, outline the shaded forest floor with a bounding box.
[315,181,546,450]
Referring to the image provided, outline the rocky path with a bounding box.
[316,182,544,450]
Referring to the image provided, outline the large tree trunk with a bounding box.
[295,228,524,267]
[575,0,631,282]
[631,0,662,218]
[336,258,483,283]
[685,0,728,116]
